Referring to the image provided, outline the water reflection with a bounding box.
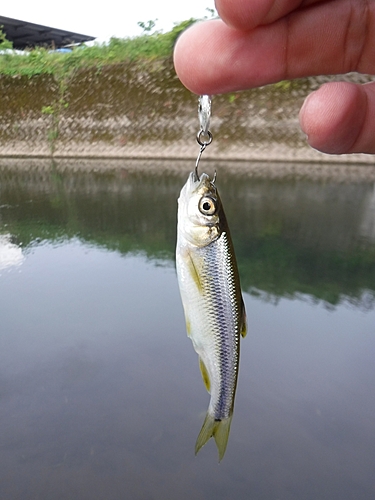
[0,161,374,308]
[0,234,24,271]
[0,161,375,500]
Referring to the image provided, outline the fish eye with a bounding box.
[199,196,216,216]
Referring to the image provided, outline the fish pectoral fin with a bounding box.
[186,251,202,292]
[240,297,247,338]
[195,413,233,462]
[199,357,211,393]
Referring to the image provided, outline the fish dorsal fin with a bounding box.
[240,297,247,338]
[199,357,211,393]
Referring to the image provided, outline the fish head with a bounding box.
[177,172,221,247]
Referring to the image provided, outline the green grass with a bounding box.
[0,19,196,78]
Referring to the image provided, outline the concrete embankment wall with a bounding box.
[1,58,374,164]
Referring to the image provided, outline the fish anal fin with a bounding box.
[185,317,191,337]
[240,297,247,338]
[199,357,211,393]
[195,412,233,462]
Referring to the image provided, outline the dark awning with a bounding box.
[0,15,95,49]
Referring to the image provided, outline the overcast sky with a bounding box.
[2,1,216,42]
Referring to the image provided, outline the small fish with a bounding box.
[176,170,247,461]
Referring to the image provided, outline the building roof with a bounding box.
[0,15,95,49]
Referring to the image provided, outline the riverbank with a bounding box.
[1,136,375,165]
[1,157,375,183]
[1,51,375,165]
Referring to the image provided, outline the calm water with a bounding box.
[0,162,375,500]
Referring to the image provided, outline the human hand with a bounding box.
[173,0,375,155]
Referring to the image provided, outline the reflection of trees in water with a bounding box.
[221,174,375,308]
[0,163,374,308]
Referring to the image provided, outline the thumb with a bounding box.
[299,81,375,154]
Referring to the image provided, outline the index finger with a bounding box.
[173,1,372,95]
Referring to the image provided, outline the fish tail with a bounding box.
[195,412,233,461]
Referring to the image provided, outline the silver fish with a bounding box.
[176,171,247,460]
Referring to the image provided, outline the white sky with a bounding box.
[1,1,216,42]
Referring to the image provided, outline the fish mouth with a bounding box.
[192,169,199,183]
[188,170,202,188]
[187,171,217,198]
[192,162,217,185]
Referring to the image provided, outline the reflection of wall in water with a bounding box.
[1,162,375,255]
[360,184,375,243]
[1,162,374,307]
[222,177,375,253]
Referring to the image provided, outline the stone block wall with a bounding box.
[0,58,374,164]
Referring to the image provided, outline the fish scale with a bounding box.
[196,234,239,419]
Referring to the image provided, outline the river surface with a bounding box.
[0,162,374,500]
